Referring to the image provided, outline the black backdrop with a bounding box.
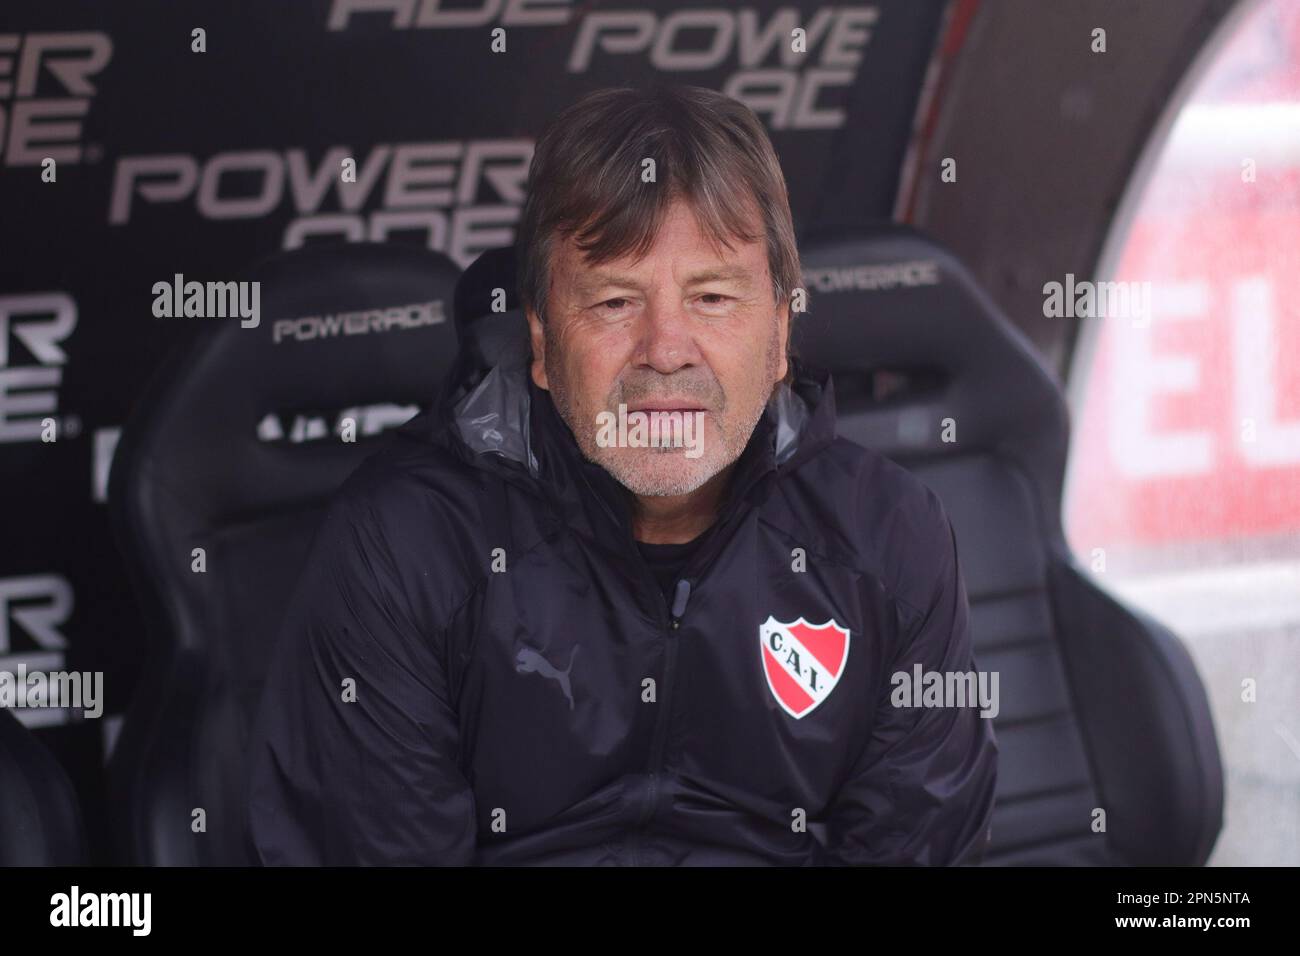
[0,0,947,859]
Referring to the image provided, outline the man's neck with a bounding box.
[631,461,737,544]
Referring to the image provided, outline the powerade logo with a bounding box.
[327,0,574,30]
[0,293,78,444]
[107,140,531,268]
[0,574,76,729]
[270,299,445,343]
[325,1,880,130]
[804,260,940,294]
[0,31,112,166]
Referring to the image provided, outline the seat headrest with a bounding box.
[242,240,460,409]
[113,241,461,519]
[795,222,1069,479]
[453,244,531,373]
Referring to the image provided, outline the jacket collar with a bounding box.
[429,344,838,541]
[526,373,775,541]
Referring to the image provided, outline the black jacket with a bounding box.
[245,332,999,866]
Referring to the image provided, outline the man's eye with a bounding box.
[699,293,731,306]
[597,298,629,311]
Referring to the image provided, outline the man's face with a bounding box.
[525,197,789,498]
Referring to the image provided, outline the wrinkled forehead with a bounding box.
[559,194,768,284]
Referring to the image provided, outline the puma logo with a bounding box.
[514,646,580,710]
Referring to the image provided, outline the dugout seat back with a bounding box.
[107,242,461,864]
[794,222,1223,864]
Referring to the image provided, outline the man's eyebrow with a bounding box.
[684,266,755,285]
[573,271,641,294]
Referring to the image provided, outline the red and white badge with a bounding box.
[758,615,851,719]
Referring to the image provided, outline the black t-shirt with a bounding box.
[635,536,702,602]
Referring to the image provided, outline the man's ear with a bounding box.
[524,306,550,391]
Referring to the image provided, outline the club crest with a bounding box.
[758,615,850,719]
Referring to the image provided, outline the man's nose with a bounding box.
[634,297,701,374]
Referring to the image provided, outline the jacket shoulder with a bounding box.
[779,436,958,621]
[314,425,499,625]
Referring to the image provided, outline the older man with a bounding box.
[245,84,997,866]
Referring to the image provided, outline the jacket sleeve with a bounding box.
[822,494,998,865]
[244,484,477,865]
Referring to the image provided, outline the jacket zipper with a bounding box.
[575,457,759,863]
[630,571,690,864]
